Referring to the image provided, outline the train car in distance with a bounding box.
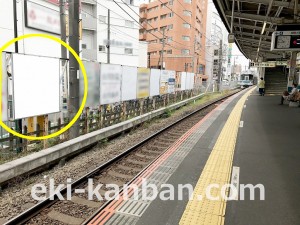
[238,70,258,88]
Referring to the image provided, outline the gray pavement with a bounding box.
[225,94,300,225]
[135,93,242,225]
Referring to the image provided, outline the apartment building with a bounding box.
[205,0,229,83]
[82,0,147,67]
[139,0,207,74]
[0,0,147,67]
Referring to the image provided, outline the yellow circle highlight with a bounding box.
[0,33,88,140]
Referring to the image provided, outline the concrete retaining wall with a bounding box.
[0,93,205,185]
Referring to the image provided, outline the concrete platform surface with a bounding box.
[225,94,300,225]
[88,90,300,225]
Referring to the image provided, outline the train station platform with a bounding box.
[88,88,300,225]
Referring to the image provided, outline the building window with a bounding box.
[167,37,173,42]
[169,12,174,17]
[99,45,105,52]
[182,36,190,41]
[167,50,172,54]
[183,23,191,29]
[154,16,158,21]
[149,39,157,44]
[161,3,168,8]
[82,44,87,49]
[125,20,134,28]
[154,28,158,32]
[160,14,167,19]
[214,49,219,56]
[181,49,190,55]
[99,15,106,23]
[160,26,167,31]
[184,0,192,3]
[183,10,192,17]
[213,59,218,65]
[168,24,173,29]
[125,48,133,54]
[169,0,174,5]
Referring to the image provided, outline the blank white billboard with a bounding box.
[150,69,160,96]
[181,72,187,90]
[186,72,195,90]
[168,70,176,94]
[12,54,60,119]
[121,66,137,101]
[1,52,8,121]
[80,61,100,107]
[100,64,121,104]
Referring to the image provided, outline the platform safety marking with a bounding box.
[230,166,240,201]
[179,87,255,225]
[239,121,244,127]
[87,92,248,225]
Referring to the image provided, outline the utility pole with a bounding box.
[161,28,165,70]
[218,39,223,89]
[13,0,22,152]
[68,0,80,139]
[191,35,197,74]
[60,0,67,59]
[107,9,110,64]
[148,52,150,68]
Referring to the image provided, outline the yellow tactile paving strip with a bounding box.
[179,88,255,225]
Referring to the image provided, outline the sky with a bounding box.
[232,44,251,71]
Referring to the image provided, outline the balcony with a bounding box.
[140,4,147,10]
[82,49,97,61]
[82,16,97,31]
[139,33,147,41]
[140,11,147,20]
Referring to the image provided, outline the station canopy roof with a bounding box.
[213,0,300,61]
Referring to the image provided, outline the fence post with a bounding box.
[9,132,13,151]
[122,102,126,121]
[36,123,40,138]
[58,118,62,140]
[23,125,28,152]
[43,115,48,149]
[85,107,89,134]
[139,99,143,115]
[98,106,102,129]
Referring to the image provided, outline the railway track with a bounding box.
[4,91,239,225]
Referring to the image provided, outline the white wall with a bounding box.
[0,0,61,58]
[97,0,141,67]
[139,41,148,67]
[0,0,15,52]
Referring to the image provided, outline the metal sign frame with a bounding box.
[271,30,300,51]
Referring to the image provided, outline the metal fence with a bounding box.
[0,82,239,157]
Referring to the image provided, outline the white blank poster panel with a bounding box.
[181,72,187,90]
[100,64,121,104]
[12,54,60,119]
[1,52,8,121]
[186,72,195,90]
[168,70,176,93]
[190,73,195,89]
[150,69,160,96]
[122,66,137,101]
